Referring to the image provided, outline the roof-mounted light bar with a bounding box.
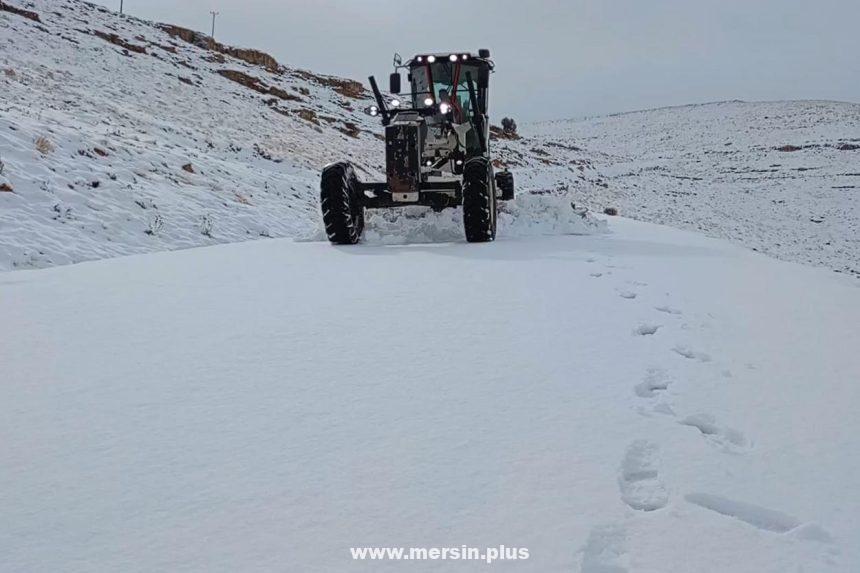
[413,53,473,64]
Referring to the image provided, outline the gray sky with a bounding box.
[96,0,859,121]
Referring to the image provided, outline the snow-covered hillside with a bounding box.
[0,0,603,270]
[2,3,860,572]
[528,101,860,277]
[2,220,858,572]
[3,2,857,276]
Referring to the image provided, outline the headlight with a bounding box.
[461,54,469,60]
[390,98,401,108]
[426,55,436,63]
[423,96,434,107]
[416,56,423,63]
[439,102,451,114]
[448,54,458,62]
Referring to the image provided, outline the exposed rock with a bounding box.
[0,183,13,192]
[160,24,280,72]
[217,70,302,102]
[182,163,195,173]
[546,141,583,152]
[159,24,208,48]
[775,145,803,152]
[296,109,319,125]
[337,122,361,138]
[220,46,279,72]
[203,53,226,64]
[604,207,619,216]
[0,1,41,22]
[490,125,521,140]
[92,30,147,54]
[291,69,365,99]
[267,85,302,102]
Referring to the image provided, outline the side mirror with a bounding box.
[477,67,489,89]
[389,72,401,94]
[478,48,491,58]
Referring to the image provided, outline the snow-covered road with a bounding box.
[2,219,858,572]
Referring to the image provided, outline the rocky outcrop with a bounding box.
[0,1,41,22]
[217,70,303,103]
[160,24,279,72]
[92,30,147,54]
[291,69,365,100]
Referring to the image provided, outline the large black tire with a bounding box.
[462,157,496,243]
[320,162,364,245]
[495,170,515,201]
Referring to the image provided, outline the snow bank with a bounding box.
[302,192,606,245]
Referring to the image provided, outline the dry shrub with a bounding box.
[35,136,55,155]
[604,207,619,216]
[3,68,16,79]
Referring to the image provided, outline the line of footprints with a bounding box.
[619,278,750,515]
[581,258,836,572]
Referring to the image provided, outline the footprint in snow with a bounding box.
[633,323,661,336]
[635,367,670,398]
[685,492,832,542]
[635,368,675,417]
[580,523,629,573]
[654,305,682,315]
[680,413,749,451]
[590,272,605,278]
[618,290,637,300]
[618,440,668,511]
[672,345,711,362]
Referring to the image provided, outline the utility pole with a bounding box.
[119,0,123,14]
[210,11,219,40]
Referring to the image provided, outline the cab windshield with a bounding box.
[410,61,482,123]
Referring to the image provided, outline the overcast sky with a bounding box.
[94,0,859,121]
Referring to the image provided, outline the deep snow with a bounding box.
[2,2,860,571]
[2,218,858,572]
